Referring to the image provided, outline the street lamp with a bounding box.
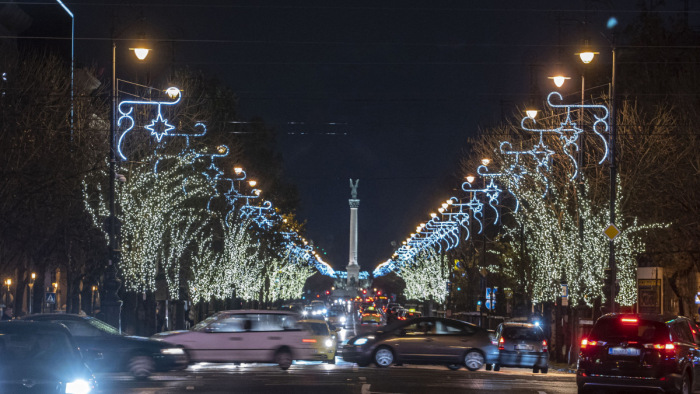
[28,273,36,315]
[576,34,616,312]
[105,37,151,330]
[4,279,11,308]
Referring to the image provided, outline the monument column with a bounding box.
[347,179,360,288]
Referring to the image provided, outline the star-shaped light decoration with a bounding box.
[145,112,176,142]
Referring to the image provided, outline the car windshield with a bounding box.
[589,318,669,342]
[87,317,121,335]
[502,326,543,341]
[0,327,79,364]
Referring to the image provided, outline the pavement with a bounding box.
[547,361,576,374]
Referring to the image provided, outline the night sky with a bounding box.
[20,0,689,273]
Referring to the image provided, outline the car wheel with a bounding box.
[533,366,539,373]
[128,355,155,379]
[676,372,690,394]
[493,364,500,371]
[374,346,394,367]
[463,350,484,371]
[275,350,293,370]
[447,364,461,371]
[326,352,337,364]
[485,363,492,371]
[540,366,548,374]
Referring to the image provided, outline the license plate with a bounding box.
[608,347,640,356]
[515,344,533,351]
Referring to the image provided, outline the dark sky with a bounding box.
[20,0,691,273]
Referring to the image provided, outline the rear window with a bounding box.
[589,318,669,342]
[302,322,329,336]
[502,326,543,341]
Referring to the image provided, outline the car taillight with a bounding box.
[580,339,598,349]
[498,337,505,350]
[621,317,638,324]
[652,343,675,351]
[542,340,548,352]
[302,339,317,343]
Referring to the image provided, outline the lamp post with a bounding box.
[104,38,150,330]
[4,279,11,313]
[28,273,36,315]
[577,40,616,313]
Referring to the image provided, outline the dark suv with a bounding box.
[577,313,700,394]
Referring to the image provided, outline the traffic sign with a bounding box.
[45,292,56,304]
[603,224,621,240]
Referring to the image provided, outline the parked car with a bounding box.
[0,321,97,393]
[577,313,700,394]
[343,317,496,370]
[492,322,548,373]
[299,319,339,364]
[21,313,188,378]
[152,310,316,370]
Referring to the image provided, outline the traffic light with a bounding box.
[325,290,330,295]
[362,289,367,294]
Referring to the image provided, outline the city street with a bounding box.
[97,363,578,394]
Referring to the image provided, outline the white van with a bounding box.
[152,310,315,370]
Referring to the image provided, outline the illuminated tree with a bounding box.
[400,248,449,303]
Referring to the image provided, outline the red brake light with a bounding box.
[542,339,548,352]
[653,343,675,351]
[498,337,505,350]
[581,339,598,349]
[621,318,638,324]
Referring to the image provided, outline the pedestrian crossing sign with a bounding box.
[45,292,56,304]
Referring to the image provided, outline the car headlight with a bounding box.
[161,347,185,355]
[354,336,374,346]
[325,339,334,348]
[340,316,346,323]
[65,379,92,394]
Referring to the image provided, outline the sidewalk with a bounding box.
[548,361,576,374]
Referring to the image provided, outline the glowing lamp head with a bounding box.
[430,212,437,218]
[526,109,538,119]
[438,207,445,213]
[217,146,227,154]
[165,87,181,99]
[254,189,262,196]
[233,166,243,175]
[466,175,475,184]
[130,47,150,60]
[92,286,97,291]
[4,279,11,286]
[578,50,598,64]
[481,158,490,166]
[549,75,570,88]
[248,180,257,187]
[441,203,448,210]
[31,273,36,280]
[446,199,453,205]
